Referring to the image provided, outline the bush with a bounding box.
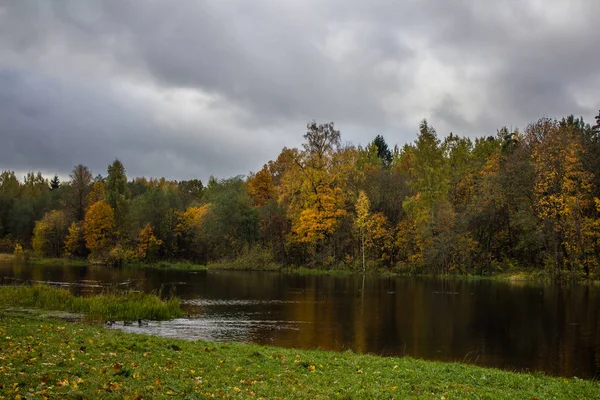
[108,244,138,267]
[0,236,16,253]
[208,246,281,270]
[13,243,23,262]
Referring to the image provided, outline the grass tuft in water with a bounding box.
[0,284,183,322]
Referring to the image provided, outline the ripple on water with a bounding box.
[182,299,312,306]
[108,317,306,342]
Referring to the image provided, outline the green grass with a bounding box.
[127,260,209,272]
[283,266,356,276]
[0,285,183,322]
[0,316,598,399]
[30,257,90,267]
[0,252,14,261]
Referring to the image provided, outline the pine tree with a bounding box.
[50,174,60,190]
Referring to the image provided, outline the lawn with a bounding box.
[1,314,598,399]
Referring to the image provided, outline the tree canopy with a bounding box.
[2,114,600,277]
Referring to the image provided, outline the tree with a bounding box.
[591,110,600,135]
[64,221,88,258]
[32,210,68,257]
[136,223,162,261]
[278,123,354,267]
[67,165,92,221]
[531,119,596,274]
[87,181,106,205]
[355,191,371,272]
[50,174,60,190]
[247,165,276,208]
[5,172,51,243]
[201,177,260,259]
[403,120,449,226]
[0,171,20,236]
[130,184,182,257]
[176,204,211,262]
[22,172,48,198]
[84,201,115,254]
[178,179,204,206]
[303,121,341,168]
[372,135,393,168]
[106,159,130,239]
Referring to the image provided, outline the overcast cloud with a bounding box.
[1,0,599,181]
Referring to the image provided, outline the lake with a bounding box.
[1,262,599,379]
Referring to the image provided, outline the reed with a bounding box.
[0,284,183,322]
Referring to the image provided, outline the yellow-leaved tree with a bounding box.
[531,119,596,274]
[354,190,371,272]
[278,122,355,266]
[32,210,68,258]
[83,201,115,256]
[86,181,106,206]
[247,164,275,208]
[176,204,212,261]
[136,223,162,261]
[64,221,87,258]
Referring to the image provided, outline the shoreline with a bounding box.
[1,252,598,284]
[1,314,598,398]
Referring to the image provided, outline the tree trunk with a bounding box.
[361,230,365,273]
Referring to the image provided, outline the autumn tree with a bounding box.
[403,120,449,225]
[176,204,211,262]
[531,119,597,274]
[303,121,341,168]
[66,165,93,221]
[247,165,276,208]
[136,223,162,261]
[64,221,88,258]
[279,122,353,266]
[130,184,182,257]
[401,120,450,269]
[355,190,371,272]
[106,159,130,239]
[87,181,106,205]
[32,210,68,257]
[84,201,115,255]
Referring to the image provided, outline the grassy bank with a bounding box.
[4,252,598,283]
[0,253,15,262]
[0,285,183,322]
[0,316,597,399]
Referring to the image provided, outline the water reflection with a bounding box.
[1,262,599,379]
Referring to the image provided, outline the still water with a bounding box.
[1,262,599,378]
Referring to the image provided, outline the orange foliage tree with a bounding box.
[136,223,162,260]
[83,201,115,254]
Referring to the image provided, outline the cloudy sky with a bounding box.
[1,1,599,182]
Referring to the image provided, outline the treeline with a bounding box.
[1,113,600,277]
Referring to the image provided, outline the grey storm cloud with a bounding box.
[1,0,599,181]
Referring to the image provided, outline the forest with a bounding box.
[1,112,600,278]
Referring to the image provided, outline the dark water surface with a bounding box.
[1,262,599,378]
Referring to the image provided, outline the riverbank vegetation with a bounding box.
[1,113,600,280]
[1,315,598,399]
[0,285,183,322]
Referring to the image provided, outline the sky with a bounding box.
[1,1,599,182]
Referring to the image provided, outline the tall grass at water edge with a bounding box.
[0,284,183,322]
